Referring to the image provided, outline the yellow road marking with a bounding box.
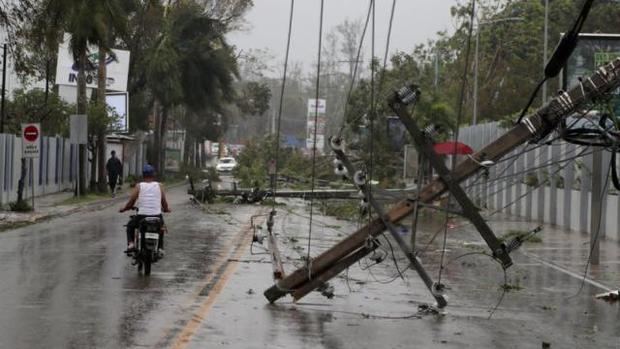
[170,218,261,349]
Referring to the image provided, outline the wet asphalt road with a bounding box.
[178,201,620,349]
[0,181,619,348]
[0,183,262,348]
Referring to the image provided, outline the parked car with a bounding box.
[215,157,238,172]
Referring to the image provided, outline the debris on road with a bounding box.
[595,290,619,303]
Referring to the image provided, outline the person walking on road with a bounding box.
[106,150,123,197]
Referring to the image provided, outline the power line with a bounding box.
[270,0,296,213]
[438,0,477,286]
[338,0,373,137]
[567,157,611,299]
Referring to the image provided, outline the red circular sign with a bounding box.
[24,125,39,142]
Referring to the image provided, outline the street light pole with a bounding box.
[473,25,480,125]
[542,0,549,104]
[0,43,6,134]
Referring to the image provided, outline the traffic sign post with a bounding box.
[21,123,41,209]
[22,123,40,158]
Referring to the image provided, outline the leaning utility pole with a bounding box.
[264,59,620,306]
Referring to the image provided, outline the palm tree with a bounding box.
[92,0,127,192]
[27,0,127,194]
[144,1,238,175]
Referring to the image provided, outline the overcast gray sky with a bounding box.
[228,0,458,76]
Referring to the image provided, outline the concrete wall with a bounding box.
[0,134,79,205]
[0,133,147,205]
[459,122,620,242]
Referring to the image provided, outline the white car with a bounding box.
[215,157,238,172]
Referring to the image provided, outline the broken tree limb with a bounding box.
[264,59,620,304]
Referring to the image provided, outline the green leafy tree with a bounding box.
[16,0,129,194]
[144,1,239,175]
[5,89,74,136]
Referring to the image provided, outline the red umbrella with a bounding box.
[433,141,474,155]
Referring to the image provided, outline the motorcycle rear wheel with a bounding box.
[144,252,152,275]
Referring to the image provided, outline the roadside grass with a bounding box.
[318,200,360,221]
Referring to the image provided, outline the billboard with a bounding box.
[306,98,326,154]
[56,34,130,92]
[563,33,620,116]
[106,92,129,132]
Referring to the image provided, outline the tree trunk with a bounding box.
[76,50,88,196]
[89,141,97,190]
[159,107,168,180]
[194,141,198,167]
[96,45,108,193]
[198,141,203,167]
[182,132,191,166]
[200,141,206,169]
[152,100,161,173]
[149,101,159,168]
[16,158,27,203]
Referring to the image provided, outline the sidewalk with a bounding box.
[483,213,620,293]
[0,185,131,231]
[0,179,188,232]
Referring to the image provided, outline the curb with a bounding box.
[0,181,188,232]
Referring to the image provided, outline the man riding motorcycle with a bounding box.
[120,164,171,256]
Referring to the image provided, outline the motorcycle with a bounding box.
[126,209,165,275]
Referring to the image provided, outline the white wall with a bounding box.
[459,122,619,242]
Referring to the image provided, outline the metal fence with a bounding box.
[0,133,146,206]
[459,122,619,242]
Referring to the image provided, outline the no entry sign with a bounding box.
[21,123,41,158]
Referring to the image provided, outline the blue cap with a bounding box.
[143,164,155,177]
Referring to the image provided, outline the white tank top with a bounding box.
[137,182,162,215]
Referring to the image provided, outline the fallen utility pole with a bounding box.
[332,142,448,307]
[392,85,511,268]
[192,186,407,203]
[266,210,285,280]
[264,59,620,306]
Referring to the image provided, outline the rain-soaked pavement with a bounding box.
[0,180,618,348]
[0,180,264,348]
